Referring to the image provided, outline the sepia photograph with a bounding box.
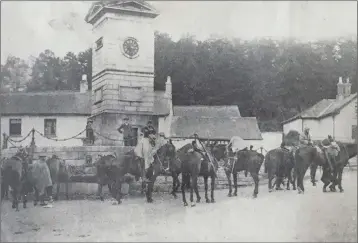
[0,0,357,242]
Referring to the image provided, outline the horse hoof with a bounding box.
[293,187,296,191]
[233,193,237,197]
[340,189,344,193]
[206,199,210,203]
[196,198,201,203]
[173,194,178,199]
[252,194,257,199]
[100,197,104,202]
[286,188,290,190]
[147,198,153,203]
[276,187,283,191]
[23,204,26,209]
[184,202,188,207]
[228,193,232,197]
[191,202,196,207]
[12,204,16,209]
[269,189,273,193]
[211,199,215,203]
[312,183,316,186]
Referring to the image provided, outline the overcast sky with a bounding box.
[1,1,357,63]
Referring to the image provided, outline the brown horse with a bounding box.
[224,149,264,198]
[95,151,143,203]
[264,148,296,192]
[310,142,357,192]
[46,155,70,201]
[1,149,31,211]
[294,145,326,194]
[174,143,204,206]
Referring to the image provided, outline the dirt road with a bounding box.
[1,170,357,242]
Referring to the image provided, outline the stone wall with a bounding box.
[1,145,266,198]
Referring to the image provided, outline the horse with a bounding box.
[46,155,70,201]
[95,151,143,203]
[1,149,32,211]
[294,145,326,194]
[173,143,205,207]
[224,149,264,198]
[264,147,296,192]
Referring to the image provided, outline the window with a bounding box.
[9,119,21,136]
[94,87,103,104]
[352,125,357,140]
[95,37,103,51]
[44,119,57,137]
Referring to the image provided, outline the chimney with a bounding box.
[336,76,345,100]
[345,77,352,97]
[80,74,88,93]
[165,76,172,99]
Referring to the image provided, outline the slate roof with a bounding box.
[0,92,92,116]
[173,105,241,118]
[282,93,357,124]
[170,116,262,140]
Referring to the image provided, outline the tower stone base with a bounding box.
[90,112,156,146]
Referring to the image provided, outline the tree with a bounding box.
[0,56,30,93]
[27,50,64,92]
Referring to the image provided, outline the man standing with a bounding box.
[300,127,312,146]
[117,117,133,146]
[142,120,156,147]
[86,120,94,145]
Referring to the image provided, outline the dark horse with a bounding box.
[95,151,143,203]
[155,141,219,205]
[224,149,264,198]
[294,145,326,194]
[264,147,296,192]
[1,149,32,211]
[46,155,70,201]
[310,142,357,192]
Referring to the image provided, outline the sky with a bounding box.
[1,1,357,63]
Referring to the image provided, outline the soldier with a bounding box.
[86,120,94,145]
[118,117,133,146]
[300,127,312,146]
[142,121,156,147]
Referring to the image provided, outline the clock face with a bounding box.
[122,37,139,58]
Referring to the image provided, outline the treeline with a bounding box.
[1,32,357,131]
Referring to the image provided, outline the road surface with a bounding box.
[1,170,357,242]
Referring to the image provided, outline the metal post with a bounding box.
[30,128,36,160]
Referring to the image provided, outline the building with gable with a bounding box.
[282,77,357,143]
[0,0,262,148]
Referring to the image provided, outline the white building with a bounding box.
[0,0,263,148]
[0,81,91,148]
[282,77,357,143]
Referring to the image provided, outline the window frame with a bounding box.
[94,86,103,105]
[44,118,57,137]
[95,37,103,51]
[9,118,22,136]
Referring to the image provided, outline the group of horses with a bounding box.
[1,137,357,211]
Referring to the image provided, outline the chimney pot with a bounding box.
[338,77,343,83]
[346,77,350,83]
[82,74,87,81]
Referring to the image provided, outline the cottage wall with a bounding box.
[283,119,302,135]
[1,115,88,148]
[334,100,356,143]
[302,117,334,141]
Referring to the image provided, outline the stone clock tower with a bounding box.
[85,0,160,145]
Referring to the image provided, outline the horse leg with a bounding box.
[321,168,331,193]
[337,168,344,193]
[210,174,215,203]
[181,173,188,206]
[174,173,181,193]
[268,170,274,193]
[204,176,210,203]
[33,187,39,206]
[233,172,238,196]
[46,186,54,203]
[310,163,318,186]
[291,168,297,190]
[189,175,196,207]
[97,183,104,201]
[226,171,232,197]
[65,180,69,200]
[193,176,200,203]
[115,180,123,205]
[22,190,27,209]
[251,172,259,198]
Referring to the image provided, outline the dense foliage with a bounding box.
[1,33,356,131]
